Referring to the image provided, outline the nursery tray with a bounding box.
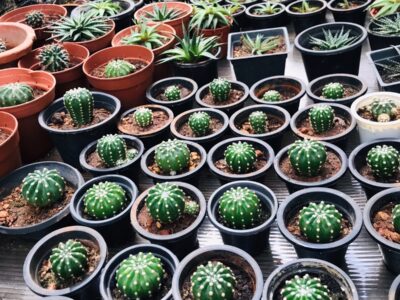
[0,20,395,300]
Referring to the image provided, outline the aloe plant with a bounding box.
[291,0,320,13]
[121,23,168,49]
[189,3,231,30]
[253,2,282,15]
[371,14,400,35]
[241,34,283,55]
[309,27,361,50]
[368,0,400,19]
[141,3,183,22]
[84,0,122,17]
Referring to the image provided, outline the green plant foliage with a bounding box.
[188,111,211,136]
[281,274,331,300]
[309,105,335,133]
[209,77,231,101]
[154,139,191,174]
[85,0,122,17]
[249,111,268,134]
[291,0,320,13]
[262,89,282,102]
[25,10,45,28]
[0,82,34,107]
[134,107,153,127]
[309,27,361,50]
[37,43,70,72]
[366,144,400,178]
[368,0,400,19]
[96,134,137,167]
[288,140,327,177]
[241,34,282,55]
[104,59,136,78]
[224,141,257,173]
[189,3,231,30]
[142,3,183,22]
[63,87,94,126]
[253,2,282,15]
[321,82,344,99]
[121,23,169,49]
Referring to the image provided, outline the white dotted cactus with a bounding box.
[224,141,257,173]
[366,145,400,178]
[249,111,268,134]
[370,99,398,122]
[262,90,282,102]
[63,87,94,126]
[164,85,181,101]
[288,140,327,177]
[281,274,331,300]
[134,107,153,127]
[154,139,190,174]
[308,105,335,133]
[0,83,34,107]
[104,59,136,78]
[97,134,137,167]
[209,78,231,102]
[188,111,211,136]
[322,82,344,99]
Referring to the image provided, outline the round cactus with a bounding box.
[0,83,34,107]
[188,111,211,136]
[322,82,344,99]
[25,10,45,28]
[0,39,7,53]
[262,90,282,102]
[104,59,136,78]
[224,141,257,173]
[37,43,70,72]
[281,274,331,300]
[249,111,268,134]
[184,200,200,216]
[209,78,231,102]
[164,85,181,101]
[83,181,127,219]
[309,105,335,133]
[154,139,190,174]
[288,140,327,177]
[116,252,165,299]
[21,168,65,208]
[134,107,153,127]
[96,134,136,167]
[393,204,400,233]
[49,239,88,280]
[145,182,185,223]
[191,261,236,300]
[218,187,262,229]
[366,145,400,178]
[63,87,94,126]
[370,99,398,122]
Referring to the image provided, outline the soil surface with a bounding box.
[237,114,284,135]
[233,36,286,58]
[0,129,10,145]
[178,117,223,137]
[148,152,201,176]
[215,149,268,174]
[119,110,170,135]
[373,202,400,243]
[86,147,138,169]
[156,85,191,101]
[256,85,298,101]
[297,115,350,138]
[48,108,111,130]
[318,85,359,99]
[90,59,147,78]
[360,164,400,184]
[201,89,245,106]
[357,105,400,122]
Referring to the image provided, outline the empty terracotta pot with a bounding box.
[0,111,21,179]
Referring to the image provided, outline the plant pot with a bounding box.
[0,161,84,239]
[224,4,246,32]
[99,244,179,300]
[70,174,138,245]
[18,42,90,98]
[328,0,371,25]
[200,23,231,58]
[83,45,154,110]
[23,225,107,298]
[0,68,56,163]
[0,111,21,178]
[38,92,121,168]
[367,14,400,51]
[286,0,327,35]
[389,274,400,300]
[245,3,287,30]
[250,75,306,115]
[226,0,259,7]
[274,141,348,193]
[295,22,367,81]
[172,245,264,300]
[131,181,206,259]
[227,27,289,87]
[134,0,144,9]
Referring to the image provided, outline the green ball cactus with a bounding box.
[218,187,262,229]
[370,99,398,122]
[262,90,282,102]
[49,239,88,280]
[21,168,65,208]
[25,10,45,28]
[188,111,211,136]
[37,43,70,72]
[309,105,335,133]
[288,140,327,177]
[146,182,185,223]
[281,274,331,300]
[83,181,127,219]
[0,39,7,53]
[96,134,136,167]
[104,59,136,78]
[134,107,153,127]
[154,139,190,174]
[322,82,344,99]
[299,201,343,243]
[184,200,200,216]
[366,145,400,178]
[116,252,164,299]
[224,141,257,173]
[164,85,181,101]
[0,83,34,107]
[191,261,236,300]
[63,87,94,126]
[393,204,400,233]
[249,111,268,134]
[209,78,231,102]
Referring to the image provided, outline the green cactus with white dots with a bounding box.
[188,111,211,136]
[0,39,7,53]
[37,43,70,72]
[0,83,34,107]
[210,78,231,102]
[288,140,327,177]
[63,87,94,126]
[309,105,335,133]
[155,139,190,174]
[224,141,257,173]
[281,274,331,300]
[322,82,344,99]
[96,134,137,167]
[134,107,153,127]
[164,85,181,101]
[370,99,398,122]
[184,200,200,215]
[249,111,268,134]
[25,10,45,28]
[104,59,136,78]
[393,204,400,233]
[262,90,282,102]
[366,145,400,178]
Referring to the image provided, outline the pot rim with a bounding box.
[245,2,286,18]
[389,273,400,300]
[327,0,372,12]
[71,0,135,20]
[146,77,198,105]
[367,13,400,37]
[0,111,19,146]
[286,0,327,15]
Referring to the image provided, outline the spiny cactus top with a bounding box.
[0,83,34,107]
[154,139,190,174]
[191,261,236,300]
[134,107,153,127]
[321,82,344,99]
[49,239,88,280]
[288,140,327,177]
[280,274,330,300]
[0,39,6,53]
[63,87,94,126]
[184,200,200,216]
[210,78,231,102]
[224,141,257,173]
[249,111,268,134]
[309,105,335,134]
[188,111,211,136]
[25,10,45,28]
[104,59,136,78]
[37,44,70,72]
[370,99,398,122]
[146,182,186,223]
[96,134,137,167]
[83,181,127,219]
[116,252,165,299]
[366,145,400,178]
[21,168,66,208]
[393,204,400,233]
[164,85,181,101]
[262,90,282,102]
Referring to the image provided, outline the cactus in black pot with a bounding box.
[288,140,327,177]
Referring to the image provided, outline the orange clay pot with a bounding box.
[0,111,21,179]
[200,23,231,59]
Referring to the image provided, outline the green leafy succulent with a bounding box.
[84,0,122,17]
[309,27,361,50]
[225,4,243,14]
[142,3,183,22]
[371,14,400,35]
[189,3,231,30]
[368,0,400,19]
[121,23,169,49]
[241,34,282,55]
[291,0,320,13]
[252,2,282,15]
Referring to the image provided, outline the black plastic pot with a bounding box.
[367,14,400,51]
[38,92,121,168]
[23,225,107,298]
[245,3,287,30]
[100,244,179,300]
[250,75,306,115]
[286,0,327,35]
[172,245,264,300]
[295,22,367,81]
[227,27,289,87]
[389,274,400,300]
[262,258,359,300]
[226,0,259,7]
[131,181,206,259]
[328,0,371,25]
[224,4,247,32]
[208,181,278,255]
[0,161,84,240]
[70,175,138,246]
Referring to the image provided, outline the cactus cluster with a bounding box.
[321,82,344,99]
[262,89,282,102]
[309,105,335,133]
[154,139,190,174]
[393,204,400,233]
[281,274,331,300]
[164,85,181,101]
[104,59,136,78]
[249,111,268,134]
[63,87,94,126]
[188,111,211,136]
[96,134,137,167]
[21,168,66,208]
[184,200,200,215]
[0,39,7,53]
[0,83,34,107]
[37,44,70,72]
[288,140,327,177]
[366,145,400,178]
[134,107,153,127]
[370,99,398,122]
[224,141,257,173]
[210,78,231,102]
[25,10,45,28]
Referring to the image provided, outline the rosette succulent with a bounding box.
[164,85,181,101]
[37,43,70,72]
[85,0,122,17]
[0,83,34,107]
[96,134,137,167]
[25,10,45,28]
[288,140,327,177]
[309,105,335,133]
[154,139,190,174]
[322,82,344,99]
[63,87,94,126]
[262,90,282,102]
[370,99,398,122]
[188,111,211,136]
[281,274,330,300]
[366,145,400,178]
[224,141,257,173]
[134,107,153,127]
[104,59,136,78]
[210,78,231,102]
[393,204,400,233]
[249,111,268,134]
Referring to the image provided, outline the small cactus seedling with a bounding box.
[322,82,344,99]
[249,111,268,134]
[309,105,335,133]
[209,78,231,102]
[288,140,327,177]
[366,145,400,178]
[281,274,331,300]
[49,239,88,280]
[370,99,398,122]
[83,181,127,219]
[393,204,400,233]
[116,252,165,299]
[262,90,282,102]
[224,141,257,173]
[154,139,190,174]
[191,261,236,300]
[96,134,137,167]
[164,85,181,101]
[218,187,262,229]
[25,10,45,28]
[0,39,7,53]
[104,59,136,78]
[0,83,34,107]
[184,200,200,215]
[134,107,153,127]
[63,87,94,126]
[299,201,343,243]
[21,168,65,208]
[37,43,70,72]
[188,111,211,136]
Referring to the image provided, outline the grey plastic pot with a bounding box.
[367,13,400,51]
[328,0,371,25]
[389,274,400,300]
[286,0,327,35]
[245,3,287,30]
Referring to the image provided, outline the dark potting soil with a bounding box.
[215,149,268,174]
[216,202,270,229]
[86,147,138,169]
[148,151,201,176]
[119,110,170,135]
[38,239,101,290]
[201,89,245,106]
[297,115,350,138]
[156,85,191,101]
[333,0,363,9]
[360,164,400,184]
[372,202,400,244]
[178,117,223,137]
[0,129,10,145]
[48,108,111,130]
[318,85,359,99]
[90,59,147,78]
[233,36,286,58]
[357,105,400,122]
[237,114,284,135]
[0,184,75,228]
[23,13,62,29]
[256,85,298,101]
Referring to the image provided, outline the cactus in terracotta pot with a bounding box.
[281,274,331,300]
[25,10,45,28]
[309,105,335,133]
[224,141,257,173]
[96,134,137,167]
[370,99,398,122]
[154,139,190,174]
[288,140,327,177]
[393,204,400,233]
[249,111,268,134]
[262,90,282,102]
[322,82,344,99]
[366,145,400,178]
[188,111,211,136]
[210,78,231,102]
[134,107,153,127]
[164,85,181,101]
[0,39,7,53]
[0,83,34,107]
[63,87,94,126]
[104,59,136,78]
[37,43,70,72]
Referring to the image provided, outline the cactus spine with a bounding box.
[0,39,7,53]
[96,134,136,167]
[393,204,400,233]
[37,43,70,72]
[134,107,153,127]
[104,59,136,78]
[288,140,327,177]
[249,111,268,134]
[25,10,45,28]
[63,87,94,126]
[154,139,190,174]
[366,145,400,178]
[184,200,200,215]
[262,90,282,102]
[224,141,257,173]
[188,111,211,136]
[209,78,231,102]
[322,82,344,99]
[0,83,34,107]
[281,274,330,300]
[309,105,335,133]
[164,85,181,101]
[370,99,398,122]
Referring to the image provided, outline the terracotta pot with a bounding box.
[83,45,154,110]
[0,68,56,162]
[0,22,36,69]
[0,111,21,179]
[18,42,89,97]
[200,23,231,58]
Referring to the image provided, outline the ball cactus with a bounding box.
[21,168,65,208]
[25,10,45,28]
[104,59,136,78]
[209,78,231,102]
[309,105,335,133]
[366,145,400,178]
[224,141,257,173]
[164,85,181,101]
[0,39,7,53]
[191,261,236,300]
[154,139,190,174]
[393,204,400,233]
[83,181,127,219]
[288,140,327,177]
[37,43,70,72]
[249,111,268,134]
[262,90,282,102]
[281,274,331,300]
[370,99,398,122]
[188,111,211,136]
[322,82,344,99]
[184,200,200,215]
[0,83,34,107]
[96,134,136,167]
[134,107,153,127]
[63,87,94,126]
[49,239,88,280]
